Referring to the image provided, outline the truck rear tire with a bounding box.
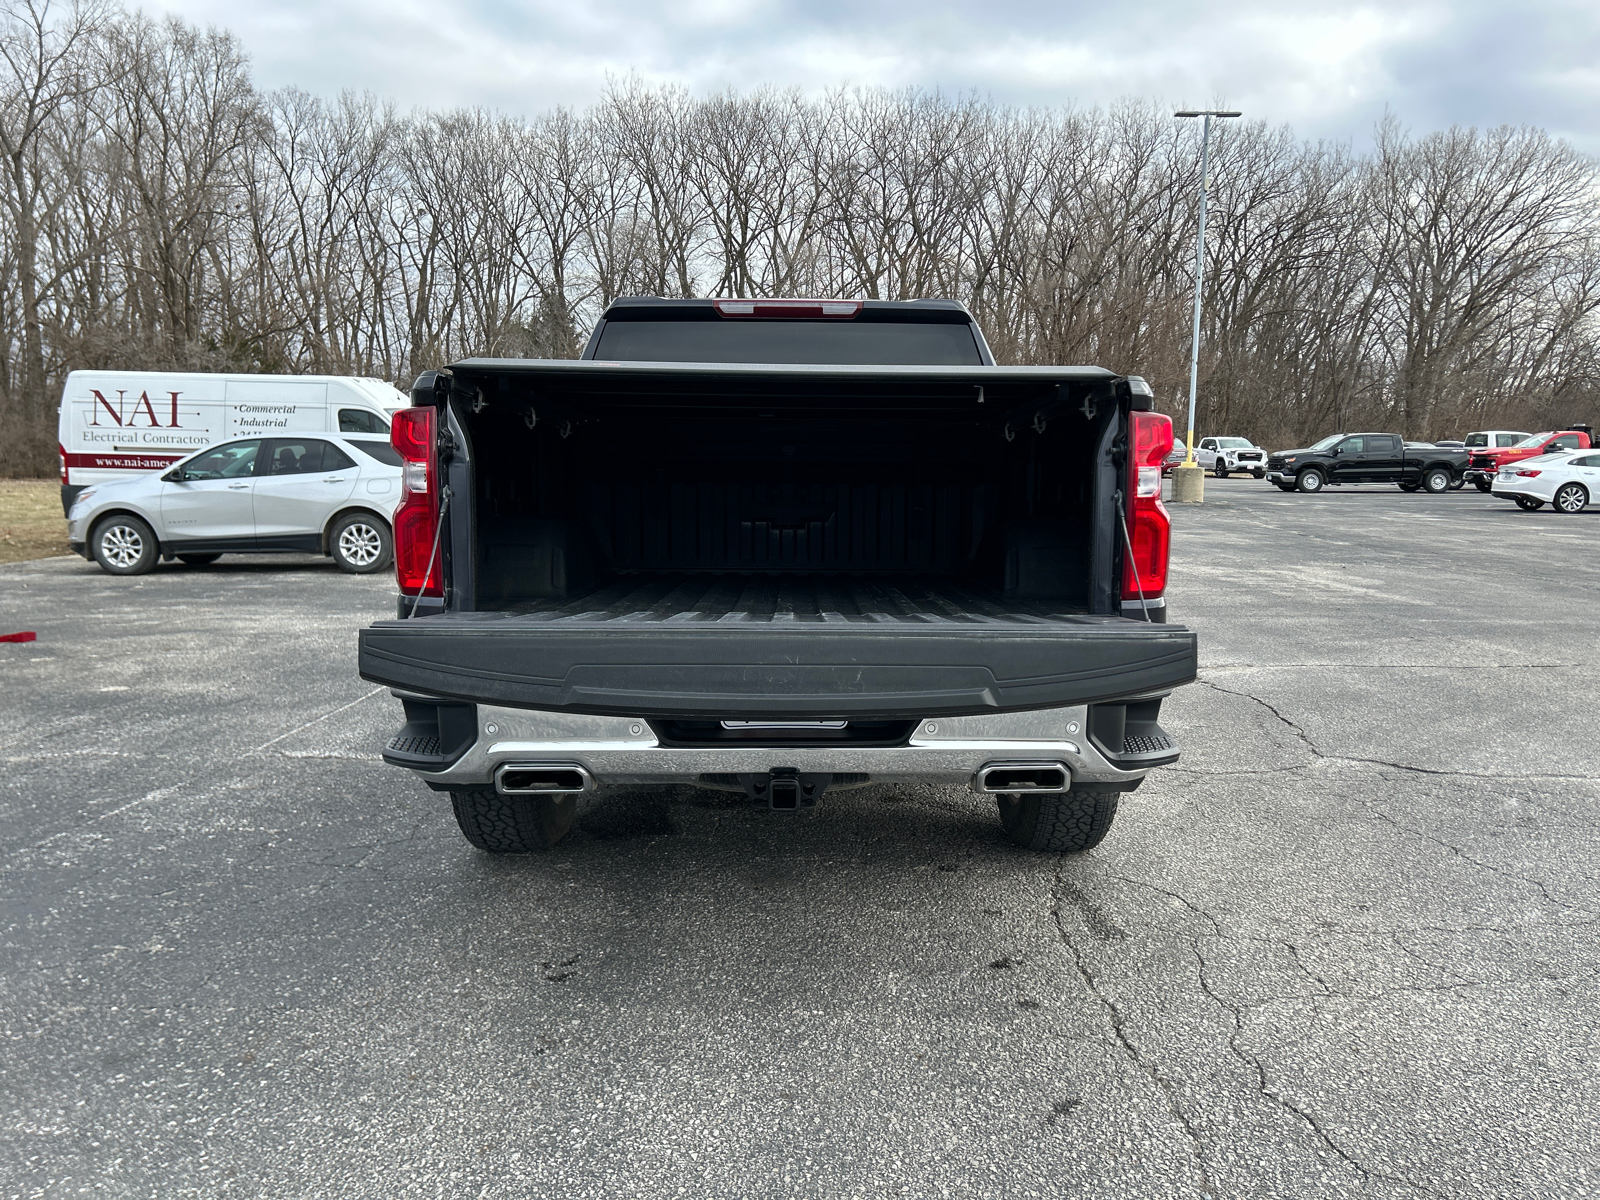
[1421,468,1451,493]
[1514,496,1544,511]
[997,790,1118,852]
[449,788,578,853]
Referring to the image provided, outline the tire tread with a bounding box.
[998,789,1119,853]
[450,788,576,853]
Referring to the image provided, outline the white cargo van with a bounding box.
[57,370,407,512]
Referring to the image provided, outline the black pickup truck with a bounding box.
[1265,433,1470,493]
[357,298,1197,855]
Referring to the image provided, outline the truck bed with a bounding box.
[359,576,1196,719]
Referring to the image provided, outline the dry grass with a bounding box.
[0,479,70,564]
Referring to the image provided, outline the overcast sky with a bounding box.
[144,0,1600,153]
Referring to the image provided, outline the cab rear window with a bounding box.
[592,320,983,365]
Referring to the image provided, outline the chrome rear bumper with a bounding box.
[402,702,1161,793]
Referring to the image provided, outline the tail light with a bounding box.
[1123,411,1174,603]
[1516,469,1542,477]
[391,407,442,598]
[58,443,68,485]
[712,298,862,318]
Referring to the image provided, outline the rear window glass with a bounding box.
[1464,433,1488,447]
[347,440,402,467]
[593,320,983,366]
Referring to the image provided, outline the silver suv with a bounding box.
[67,434,402,575]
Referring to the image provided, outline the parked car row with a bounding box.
[1463,429,1595,491]
[1152,423,1598,514]
[1489,450,1600,512]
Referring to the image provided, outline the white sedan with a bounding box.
[1489,450,1600,513]
[67,433,403,575]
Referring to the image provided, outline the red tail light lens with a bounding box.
[1516,469,1542,477]
[391,407,441,598]
[1123,411,1174,604]
[58,443,69,485]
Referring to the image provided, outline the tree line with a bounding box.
[3,0,1598,475]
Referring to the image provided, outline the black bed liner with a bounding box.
[359,576,1196,719]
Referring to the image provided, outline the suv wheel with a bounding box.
[330,513,392,573]
[450,789,578,853]
[1514,496,1545,511]
[91,515,158,576]
[1552,482,1588,513]
[998,790,1118,852]
[1295,468,1325,493]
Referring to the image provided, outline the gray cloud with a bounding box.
[145,0,1600,151]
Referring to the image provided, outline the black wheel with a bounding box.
[177,553,220,566]
[1295,468,1325,493]
[1398,482,1420,492]
[1252,470,1265,479]
[1473,479,1492,493]
[1552,483,1588,514]
[330,512,392,573]
[1449,478,1465,490]
[1421,468,1451,493]
[1514,496,1544,511]
[1275,483,1295,492]
[450,789,578,853]
[997,790,1119,853]
[1213,463,1229,479]
[90,514,158,575]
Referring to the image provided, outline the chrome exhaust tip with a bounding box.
[496,762,594,795]
[974,762,1069,794]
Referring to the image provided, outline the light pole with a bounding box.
[1171,109,1241,503]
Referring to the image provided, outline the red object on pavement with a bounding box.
[1,631,37,643]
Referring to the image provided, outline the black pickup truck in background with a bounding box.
[1265,433,1470,494]
[357,298,1197,856]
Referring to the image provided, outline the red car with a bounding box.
[1463,427,1595,492]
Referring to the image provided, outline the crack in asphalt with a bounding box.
[1051,876,1217,1197]
[1191,677,1599,782]
[1367,810,1584,912]
[1108,872,1225,937]
[1282,941,1334,997]
[1188,940,1445,1197]
[1201,662,1579,671]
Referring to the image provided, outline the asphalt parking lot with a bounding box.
[3,479,1598,1198]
